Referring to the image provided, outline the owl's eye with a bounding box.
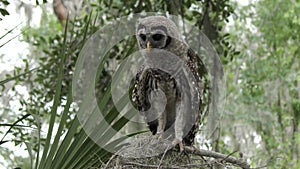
[152,34,164,41]
[139,34,147,41]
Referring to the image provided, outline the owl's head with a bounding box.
[136,16,181,51]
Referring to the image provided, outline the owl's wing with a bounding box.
[187,48,208,80]
[187,47,206,112]
[188,47,211,119]
[182,48,207,145]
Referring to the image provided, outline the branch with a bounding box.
[184,146,250,169]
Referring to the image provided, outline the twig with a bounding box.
[104,153,117,169]
[123,162,182,169]
[220,150,238,162]
[158,144,170,169]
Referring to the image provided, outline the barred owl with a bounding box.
[132,16,204,151]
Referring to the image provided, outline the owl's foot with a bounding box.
[157,132,164,140]
[152,132,164,141]
[172,138,184,152]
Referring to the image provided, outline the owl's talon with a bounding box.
[172,139,184,152]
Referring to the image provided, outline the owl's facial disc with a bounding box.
[137,25,171,50]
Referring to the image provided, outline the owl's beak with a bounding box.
[147,41,151,52]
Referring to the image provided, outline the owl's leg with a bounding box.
[148,87,167,140]
[157,110,166,140]
[172,101,185,152]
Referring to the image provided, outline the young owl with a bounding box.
[132,16,204,151]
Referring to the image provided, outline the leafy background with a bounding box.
[0,0,299,168]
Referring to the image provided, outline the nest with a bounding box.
[103,135,251,169]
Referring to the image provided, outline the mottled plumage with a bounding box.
[132,16,203,151]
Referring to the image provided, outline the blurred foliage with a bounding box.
[0,0,9,20]
[223,0,300,168]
